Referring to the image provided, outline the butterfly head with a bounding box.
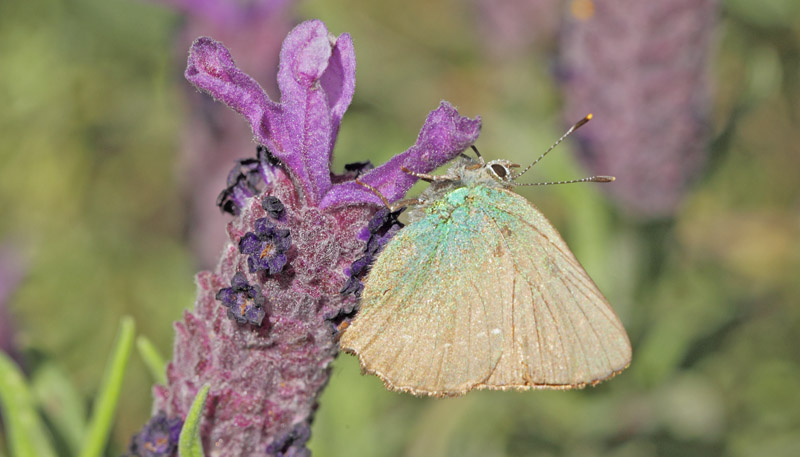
[485,159,520,186]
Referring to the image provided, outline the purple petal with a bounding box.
[274,231,292,251]
[268,254,288,274]
[248,256,271,273]
[275,20,338,204]
[185,37,286,156]
[320,101,482,208]
[245,306,266,326]
[215,287,237,305]
[230,272,249,289]
[320,33,356,151]
[254,218,273,235]
[238,232,263,255]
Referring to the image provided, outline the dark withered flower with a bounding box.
[261,195,285,219]
[341,207,405,298]
[216,146,280,216]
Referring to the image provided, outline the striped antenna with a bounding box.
[514,175,615,187]
[513,113,593,179]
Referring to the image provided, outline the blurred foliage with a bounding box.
[1,0,799,456]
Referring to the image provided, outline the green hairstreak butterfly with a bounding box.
[340,115,631,397]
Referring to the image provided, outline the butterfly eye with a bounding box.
[490,163,510,180]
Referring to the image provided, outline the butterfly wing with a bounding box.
[340,185,631,396]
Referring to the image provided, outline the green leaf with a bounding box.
[31,362,87,456]
[178,384,210,457]
[136,335,167,385]
[77,316,135,457]
[0,353,57,457]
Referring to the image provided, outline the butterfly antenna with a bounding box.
[514,175,615,187]
[459,145,485,164]
[513,113,593,179]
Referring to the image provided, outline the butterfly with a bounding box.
[340,115,632,397]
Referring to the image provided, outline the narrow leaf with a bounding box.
[136,336,167,385]
[77,316,135,457]
[0,353,57,457]
[178,384,210,457]
[31,362,87,456]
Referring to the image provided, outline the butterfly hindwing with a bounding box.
[474,186,631,388]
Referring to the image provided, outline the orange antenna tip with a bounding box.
[574,114,593,130]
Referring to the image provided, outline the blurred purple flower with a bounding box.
[148,20,481,456]
[474,0,561,58]
[559,0,718,218]
[150,0,298,267]
[156,0,291,27]
[0,246,24,363]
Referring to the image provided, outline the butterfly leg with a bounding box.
[355,178,423,212]
[400,166,456,183]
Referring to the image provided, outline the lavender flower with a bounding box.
[216,272,267,326]
[238,218,291,274]
[559,0,718,218]
[148,20,480,456]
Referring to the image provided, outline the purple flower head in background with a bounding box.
[148,20,481,456]
[559,0,718,218]
[154,0,298,268]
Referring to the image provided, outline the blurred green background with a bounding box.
[1,0,799,456]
